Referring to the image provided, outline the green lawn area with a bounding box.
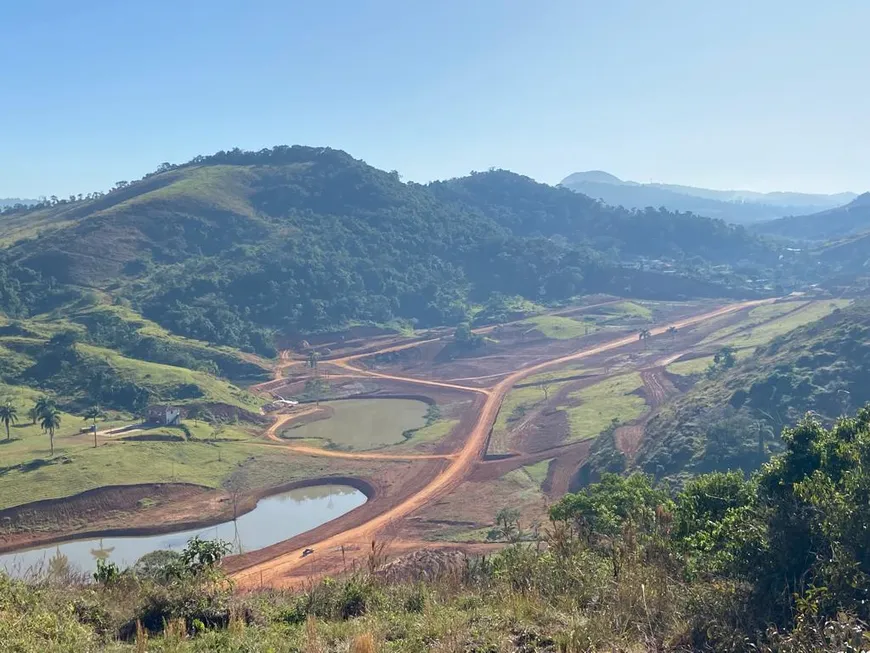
[561,373,647,442]
[181,420,257,442]
[0,439,237,510]
[520,315,597,340]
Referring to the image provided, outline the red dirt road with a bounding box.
[233,299,769,587]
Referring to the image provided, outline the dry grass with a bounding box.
[349,632,377,653]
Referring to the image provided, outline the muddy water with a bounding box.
[282,398,429,449]
[0,485,366,577]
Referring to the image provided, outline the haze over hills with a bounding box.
[560,170,856,224]
[753,192,870,241]
[0,145,797,356]
[0,198,36,208]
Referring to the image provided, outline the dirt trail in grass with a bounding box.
[233,298,770,587]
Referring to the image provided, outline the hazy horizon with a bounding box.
[2,0,868,197]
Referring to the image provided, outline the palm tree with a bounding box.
[35,396,55,420]
[667,326,678,339]
[0,400,18,441]
[638,329,652,348]
[27,406,39,425]
[39,407,62,456]
[83,405,105,448]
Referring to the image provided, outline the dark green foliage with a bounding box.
[667,410,870,628]
[176,537,232,578]
[453,322,485,350]
[550,473,671,543]
[0,257,81,319]
[93,559,121,585]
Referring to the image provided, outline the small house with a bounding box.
[147,405,181,426]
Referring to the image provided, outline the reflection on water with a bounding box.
[0,484,366,577]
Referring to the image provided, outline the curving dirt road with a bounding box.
[233,299,769,587]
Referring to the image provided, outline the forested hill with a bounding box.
[0,146,784,354]
[431,170,771,262]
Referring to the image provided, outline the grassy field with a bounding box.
[747,301,809,321]
[522,365,601,386]
[0,435,310,510]
[666,356,715,377]
[561,373,647,442]
[598,300,653,321]
[702,300,849,348]
[520,315,598,340]
[104,165,263,219]
[489,385,551,453]
[520,300,655,340]
[666,349,754,377]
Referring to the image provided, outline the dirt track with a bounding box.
[232,299,769,587]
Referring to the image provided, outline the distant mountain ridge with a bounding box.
[754,192,870,242]
[560,171,856,224]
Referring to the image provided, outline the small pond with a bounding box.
[281,398,429,449]
[0,484,366,577]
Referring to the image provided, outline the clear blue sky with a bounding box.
[2,0,868,197]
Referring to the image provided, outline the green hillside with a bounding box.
[0,146,800,357]
[636,301,870,483]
